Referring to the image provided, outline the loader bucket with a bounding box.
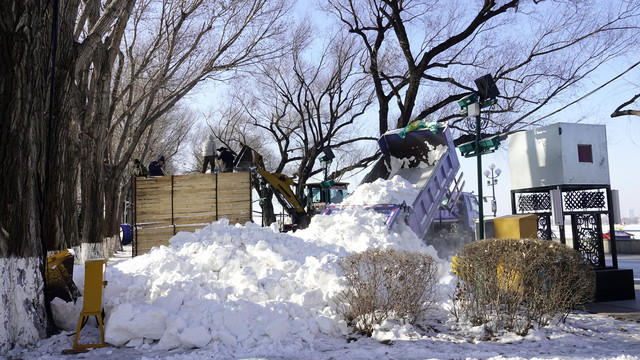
[233,145,264,171]
[46,249,81,303]
[378,124,448,171]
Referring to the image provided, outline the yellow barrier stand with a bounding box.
[73,259,107,349]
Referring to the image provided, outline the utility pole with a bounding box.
[475,109,484,239]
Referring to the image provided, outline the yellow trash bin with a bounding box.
[493,214,538,239]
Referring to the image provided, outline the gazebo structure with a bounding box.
[508,122,634,301]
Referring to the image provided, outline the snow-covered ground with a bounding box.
[6,176,640,359]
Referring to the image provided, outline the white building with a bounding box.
[508,122,610,190]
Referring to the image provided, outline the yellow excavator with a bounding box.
[234,145,312,229]
[233,145,350,230]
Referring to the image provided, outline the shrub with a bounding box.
[452,238,595,336]
[337,249,439,336]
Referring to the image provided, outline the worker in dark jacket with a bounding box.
[132,159,148,177]
[217,148,234,173]
[148,155,166,176]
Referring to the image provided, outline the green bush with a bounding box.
[337,249,439,336]
[452,238,595,335]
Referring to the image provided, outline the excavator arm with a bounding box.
[234,145,310,229]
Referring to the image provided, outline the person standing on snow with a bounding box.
[201,135,217,173]
[217,147,235,173]
[148,155,167,176]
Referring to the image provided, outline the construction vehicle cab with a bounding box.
[303,182,349,215]
[431,192,479,237]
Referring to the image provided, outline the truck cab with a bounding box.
[431,192,479,236]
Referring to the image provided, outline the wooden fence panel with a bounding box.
[173,174,217,226]
[134,173,252,255]
[134,176,173,227]
[217,173,252,225]
[134,226,176,255]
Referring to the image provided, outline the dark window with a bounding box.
[578,144,592,163]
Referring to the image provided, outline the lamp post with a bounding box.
[456,74,501,240]
[483,163,501,217]
[319,146,335,208]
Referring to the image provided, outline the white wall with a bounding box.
[559,123,610,185]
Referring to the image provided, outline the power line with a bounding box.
[536,60,640,123]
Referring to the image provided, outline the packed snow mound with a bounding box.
[91,210,442,353]
[386,143,447,173]
[342,175,419,205]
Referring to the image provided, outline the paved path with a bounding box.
[584,256,640,322]
[584,297,640,322]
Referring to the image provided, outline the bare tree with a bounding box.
[610,61,640,118]
[65,0,291,257]
[221,28,377,225]
[325,0,640,140]
[1,0,67,346]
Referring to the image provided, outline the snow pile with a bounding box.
[342,175,419,205]
[386,143,447,174]
[424,143,447,165]
[103,220,350,351]
[48,176,443,355]
[99,218,437,352]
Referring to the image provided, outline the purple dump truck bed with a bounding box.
[322,123,461,240]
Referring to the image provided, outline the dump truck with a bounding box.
[321,121,478,247]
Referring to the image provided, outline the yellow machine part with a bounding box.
[234,144,311,228]
[46,250,80,303]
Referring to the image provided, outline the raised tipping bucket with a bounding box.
[378,124,447,170]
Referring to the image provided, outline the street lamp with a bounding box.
[456,74,501,240]
[483,163,501,217]
[319,146,335,207]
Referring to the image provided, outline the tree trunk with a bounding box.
[77,38,115,260]
[0,0,55,352]
[79,143,107,260]
[47,0,84,252]
[104,177,122,237]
